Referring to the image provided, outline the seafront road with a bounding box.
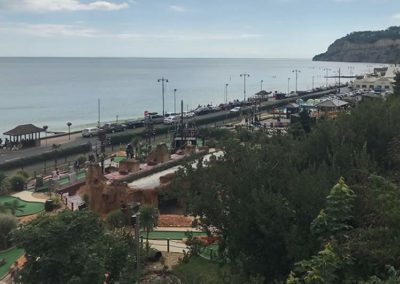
[0,87,343,166]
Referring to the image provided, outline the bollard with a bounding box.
[167,239,170,252]
[71,203,74,211]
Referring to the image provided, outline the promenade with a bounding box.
[0,87,342,167]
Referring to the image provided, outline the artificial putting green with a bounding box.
[0,247,24,280]
[0,196,44,217]
[140,231,206,240]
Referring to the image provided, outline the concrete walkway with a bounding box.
[148,239,188,254]
[12,191,46,203]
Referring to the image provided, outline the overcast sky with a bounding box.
[0,0,399,58]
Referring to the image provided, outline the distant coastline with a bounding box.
[313,26,400,64]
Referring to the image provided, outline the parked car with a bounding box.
[101,123,126,133]
[147,114,165,124]
[164,115,181,125]
[126,119,144,129]
[82,127,100,137]
[230,106,241,112]
[194,107,212,116]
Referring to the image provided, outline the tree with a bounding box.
[105,209,128,230]
[139,205,158,253]
[13,210,137,284]
[9,175,26,192]
[394,72,400,95]
[0,213,17,250]
[0,172,9,196]
[311,177,355,241]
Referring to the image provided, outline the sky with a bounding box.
[0,0,399,58]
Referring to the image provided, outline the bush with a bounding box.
[0,173,9,196]
[9,175,26,192]
[51,196,62,210]
[0,213,17,250]
[105,210,128,230]
[15,170,29,179]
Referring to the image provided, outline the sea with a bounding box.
[0,57,386,138]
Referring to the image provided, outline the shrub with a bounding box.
[15,170,29,179]
[105,210,128,230]
[9,175,26,192]
[51,196,62,210]
[0,173,9,196]
[0,213,17,250]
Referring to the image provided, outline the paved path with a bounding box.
[12,191,46,203]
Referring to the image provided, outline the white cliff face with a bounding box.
[314,29,400,63]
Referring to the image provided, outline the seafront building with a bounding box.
[351,66,400,92]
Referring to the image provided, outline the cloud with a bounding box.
[394,13,400,19]
[0,22,264,41]
[0,23,97,37]
[169,5,187,12]
[0,0,129,12]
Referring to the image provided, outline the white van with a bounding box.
[82,127,100,137]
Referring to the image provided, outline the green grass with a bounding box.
[0,247,24,280]
[172,256,230,284]
[140,231,206,240]
[113,156,126,163]
[0,196,44,217]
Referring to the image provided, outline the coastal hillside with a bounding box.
[313,26,400,63]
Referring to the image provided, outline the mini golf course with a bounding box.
[0,247,24,279]
[0,196,44,217]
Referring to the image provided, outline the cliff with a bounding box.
[313,26,400,63]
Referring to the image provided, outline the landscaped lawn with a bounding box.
[140,231,206,240]
[0,247,24,279]
[0,196,44,217]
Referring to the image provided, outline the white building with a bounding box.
[352,66,400,92]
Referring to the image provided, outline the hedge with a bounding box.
[0,143,92,171]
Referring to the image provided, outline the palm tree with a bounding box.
[139,205,158,253]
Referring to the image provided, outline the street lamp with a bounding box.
[312,75,315,90]
[292,69,301,94]
[323,68,331,87]
[225,83,229,103]
[240,73,250,101]
[173,88,177,114]
[157,77,168,117]
[260,79,264,91]
[67,122,72,141]
[287,77,291,95]
[43,125,48,146]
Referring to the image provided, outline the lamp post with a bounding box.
[225,83,229,103]
[43,125,48,146]
[292,69,301,94]
[157,77,168,117]
[240,73,250,101]
[66,122,72,141]
[287,77,291,95]
[323,68,331,87]
[173,88,177,114]
[312,75,315,90]
[260,79,264,91]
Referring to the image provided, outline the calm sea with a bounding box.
[0,57,384,138]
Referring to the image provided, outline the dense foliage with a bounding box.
[177,94,400,282]
[13,210,137,284]
[0,213,17,250]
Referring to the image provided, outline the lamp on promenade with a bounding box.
[66,122,72,141]
[260,80,264,91]
[323,68,331,87]
[287,77,291,95]
[157,77,168,117]
[240,73,250,101]
[43,125,48,146]
[312,75,315,90]
[173,88,177,114]
[292,69,301,94]
[225,83,229,104]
